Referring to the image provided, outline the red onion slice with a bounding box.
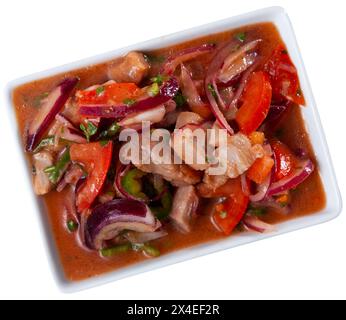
[118,105,166,126]
[243,215,275,233]
[207,39,261,82]
[218,52,257,84]
[205,39,261,126]
[86,199,161,249]
[124,230,168,244]
[250,198,291,215]
[205,79,234,135]
[55,113,87,143]
[249,173,271,202]
[162,43,215,75]
[79,77,179,119]
[55,113,78,128]
[114,164,145,202]
[26,77,79,151]
[249,144,274,202]
[180,64,206,109]
[61,127,87,143]
[57,164,85,193]
[267,159,314,197]
[227,62,258,113]
[204,41,262,135]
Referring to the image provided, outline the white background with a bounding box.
[0,0,345,300]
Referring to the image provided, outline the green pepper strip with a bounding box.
[121,169,148,201]
[151,190,173,220]
[143,244,161,257]
[100,243,132,257]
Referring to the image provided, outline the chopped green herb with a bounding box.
[100,243,132,257]
[143,244,161,257]
[44,147,70,184]
[32,166,37,175]
[148,83,160,97]
[235,32,246,43]
[219,211,228,219]
[96,86,105,96]
[80,121,98,142]
[33,92,49,108]
[98,122,120,141]
[151,74,166,85]
[296,88,302,97]
[173,92,187,107]
[34,136,55,153]
[123,98,137,106]
[281,49,288,55]
[109,122,120,134]
[88,122,98,136]
[67,220,78,232]
[248,207,267,217]
[207,83,217,98]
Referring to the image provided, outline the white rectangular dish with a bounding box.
[6,6,342,292]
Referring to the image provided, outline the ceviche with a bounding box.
[12,22,325,281]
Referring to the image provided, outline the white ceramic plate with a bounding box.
[6,6,342,292]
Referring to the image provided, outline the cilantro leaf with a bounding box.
[173,92,187,107]
[80,121,98,142]
[34,136,55,153]
[123,98,136,106]
[235,32,246,42]
[96,86,105,96]
[44,147,70,184]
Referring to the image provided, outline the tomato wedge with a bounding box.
[265,45,305,105]
[70,141,113,213]
[213,178,249,235]
[77,83,139,105]
[271,140,297,181]
[236,71,272,134]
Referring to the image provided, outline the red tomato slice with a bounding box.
[271,140,297,181]
[77,83,139,105]
[265,45,305,105]
[236,71,272,134]
[213,178,249,235]
[70,141,113,213]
